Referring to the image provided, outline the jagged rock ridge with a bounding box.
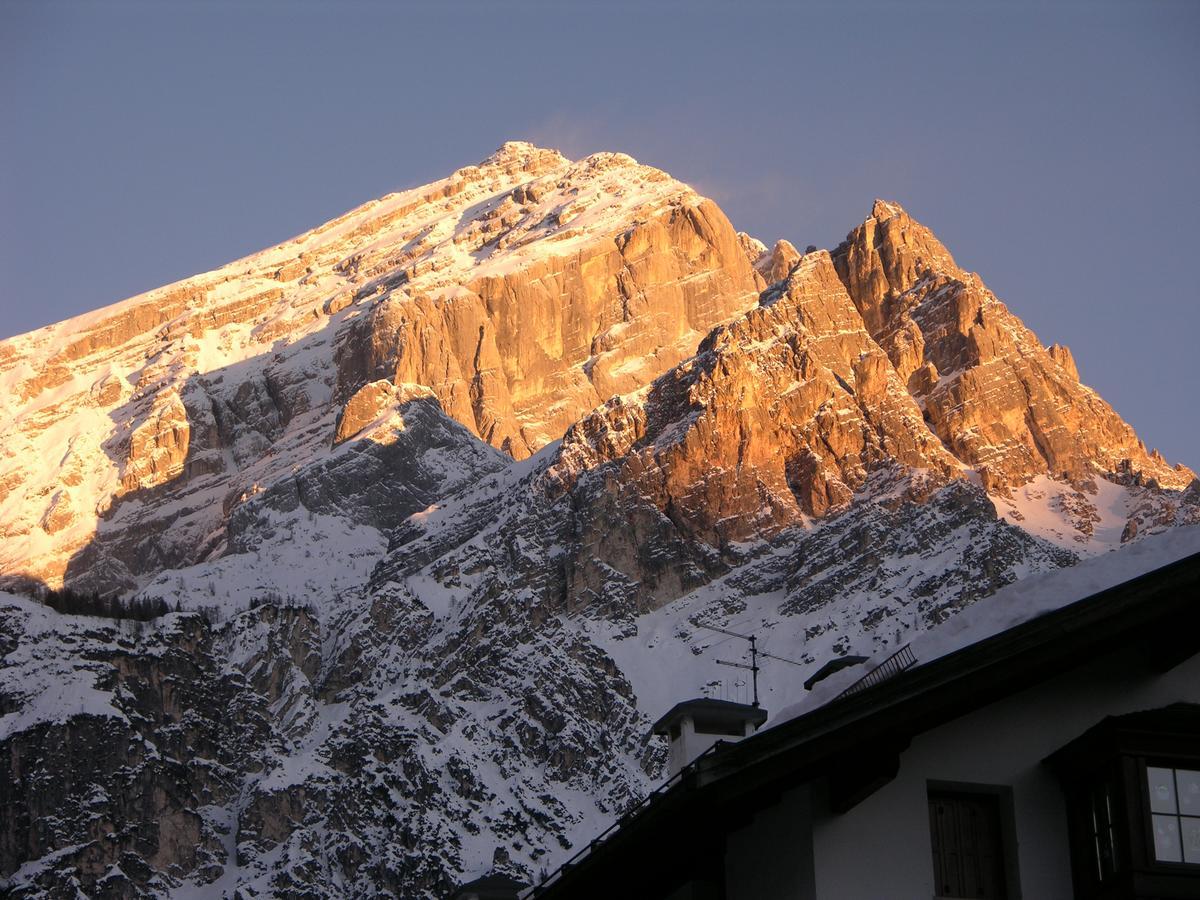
[832,200,1188,494]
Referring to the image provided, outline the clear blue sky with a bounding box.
[2,0,1197,466]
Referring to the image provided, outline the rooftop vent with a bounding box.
[803,655,869,691]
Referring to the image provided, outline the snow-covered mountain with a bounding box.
[1,143,1197,898]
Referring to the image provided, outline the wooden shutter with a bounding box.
[928,791,1008,899]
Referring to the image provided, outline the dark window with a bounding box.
[928,790,1009,899]
[692,716,746,737]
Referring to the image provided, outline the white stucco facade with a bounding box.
[724,646,1200,899]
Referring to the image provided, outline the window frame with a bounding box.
[1083,762,1124,884]
[1045,705,1200,900]
[1055,756,1137,898]
[1138,758,1200,871]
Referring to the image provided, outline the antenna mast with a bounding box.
[704,625,761,708]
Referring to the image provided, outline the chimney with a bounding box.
[651,699,768,777]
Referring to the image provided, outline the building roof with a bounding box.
[527,550,1200,899]
[650,698,769,735]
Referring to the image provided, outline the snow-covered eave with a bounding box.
[778,523,1200,722]
[741,541,1200,773]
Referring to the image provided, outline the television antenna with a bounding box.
[760,649,806,668]
[699,624,808,709]
[701,624,762,708]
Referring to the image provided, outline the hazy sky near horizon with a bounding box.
[2,0,1198,464]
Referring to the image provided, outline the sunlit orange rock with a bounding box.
[831,200,1193,493]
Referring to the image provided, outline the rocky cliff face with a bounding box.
[831,200,1190,494]
[0,142,762,594]
[1,145,1197,898]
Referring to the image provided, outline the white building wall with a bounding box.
[722,647,1200,899]
[809,648,1200,900]
[726,784,816,900]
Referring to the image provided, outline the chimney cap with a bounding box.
[651,698,768,736]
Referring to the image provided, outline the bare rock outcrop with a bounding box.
[756,238,803,285]
[0,604,278,897]
[333,380,438,445]
[334,194,761,458]
[527,251,960,611]
[121,391,192,492]
[831,200,1194,493]
[1046,342,1079,381]
[551,250,960,531]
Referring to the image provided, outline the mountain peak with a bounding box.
[479,140,567,169]
[831,200,1194,496]
[870,198,906,221]
[0,137,761,591]
[756,238,802,284]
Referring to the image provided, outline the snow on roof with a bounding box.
[773,523,1200,726]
